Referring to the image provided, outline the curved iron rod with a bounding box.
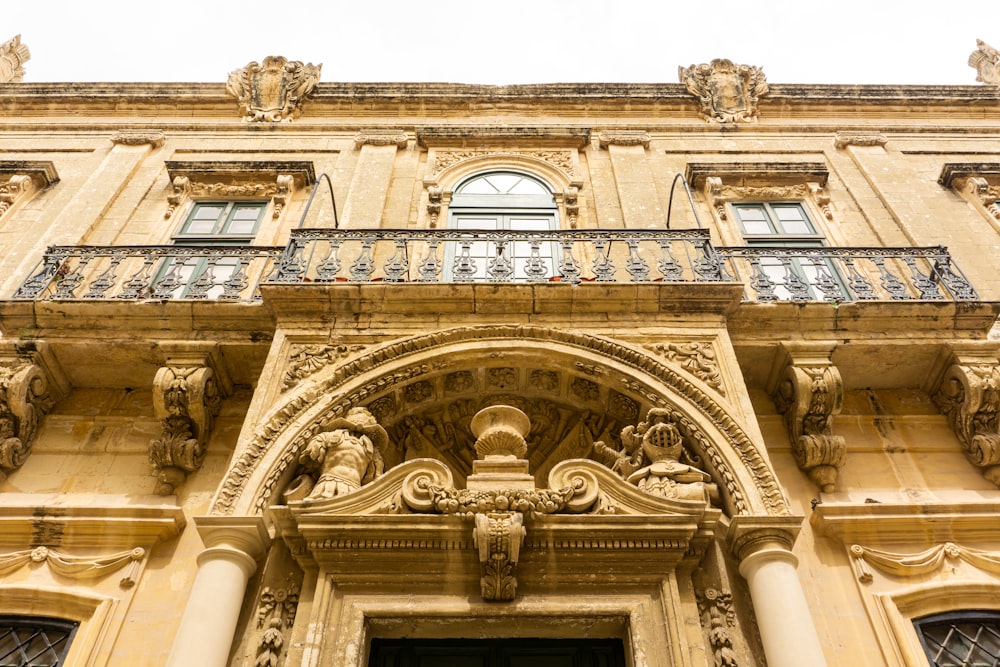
[296,172,339,229]
[665,172,704,230]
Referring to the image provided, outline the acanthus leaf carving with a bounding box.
[648,342,725,395]
[254,581,300,667]
[474,512,524,602]
[0,359,55,481]
[771,347,845,493]
[933,360,1000,486]
[282,344,366,391]
[678,58,768,123]
[226,56,321,123]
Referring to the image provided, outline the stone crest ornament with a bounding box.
[678,58,769,123]
[226,56,321,122]
[297,407,387,501]
[969,39,1000,85]
[0,35,30,83]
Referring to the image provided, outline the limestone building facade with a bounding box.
[0,46,1000,667]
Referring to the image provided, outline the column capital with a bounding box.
[726,515,803,563]
[194,515,270,561]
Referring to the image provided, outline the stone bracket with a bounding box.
[931,343,1000,487]
[473,511,525,602]
[0,341,67,481]
[150,343,231,495]
[768,342,845,493]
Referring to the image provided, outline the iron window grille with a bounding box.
[0,616,78,667]
[915,610,1000,667]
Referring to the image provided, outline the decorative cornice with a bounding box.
[834,131,888,149]
[416,127,590,149]
[111,130,164,147]
[938,162,1000,189]
[811,499,1000,546]
[597,130,650,149]
[769,342,845,493]
[686,162,830,190]
[226,56,321,122]
[353,129,409,150]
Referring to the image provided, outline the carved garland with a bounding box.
[0,546,145,588]
[253,583,299,666]
[697,588,740,667]
[933,362,1000,486]
[849,542,1000,582]
[211,326,787,517]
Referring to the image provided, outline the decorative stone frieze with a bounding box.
[834,131,888,149]
[769,343,845,493]
[163,160,315,220]
[647,342,724,395]
[932,346,1000,486]
[0,342,65,481]
[686,162,832,222]
[430,150,576,180]
[697,588,740,667]
[678,59,769,123]
[849,542,1000,582]
[0,546,145,588]
[354,129,409,150]
[596,130,650,149]
[111,129,165,147]
[969,39,1000,85]
[281,343,366,391]
[226,56,321,122]
[0,35,29,83]
[150,343,231,495]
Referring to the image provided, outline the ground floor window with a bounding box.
[0,616,78,666]
[915,610,1000,667]
[369,638,626,667]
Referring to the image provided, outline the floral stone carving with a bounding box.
[474,512,524,601]
[678,59,769,123]
[771,348,845,493]
[226,56,321,122]
[254,583,299,667]
[697,588,739,667]
[593,407,716,503]
[934,361,1000,486]
[296,407,387,501]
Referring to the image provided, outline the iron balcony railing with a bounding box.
[11,230,979,304]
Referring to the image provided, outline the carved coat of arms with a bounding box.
[678,58,769,123]
[969,39,1000,86]
[226,56,321,122]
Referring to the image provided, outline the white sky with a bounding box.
[5,1,998,86]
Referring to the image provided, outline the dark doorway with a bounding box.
[369,637,626,667]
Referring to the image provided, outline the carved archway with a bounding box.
[211,326,789,519]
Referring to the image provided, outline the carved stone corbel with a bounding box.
[0,163,59,217]
[473,511,525,602]
[426,184,444,228]
[0,342,66,481]
[597,130,650,149]
[150,344,231,494]
[770,343,845,492]
[353,129,409,150]
[932,348,1000,486]
[834,131,888,150]
[563,185,580,228]
[111,130,165,148]
[0,175,34,217]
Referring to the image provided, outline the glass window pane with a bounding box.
[224,204,265,236]
[772,205,815,234]
[183,205,225,235]
[460,176,501,194]
[507,178,548,195]
[487,174,521,194]
[735,206,773,235]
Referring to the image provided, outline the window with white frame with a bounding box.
[0,616,78,666]
[915,610,1000,667]
[447,172,558,281]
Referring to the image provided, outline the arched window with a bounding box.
[915,610,1000,666]
[447,171,558,281]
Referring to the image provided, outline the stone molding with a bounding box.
[150,342,232,495]
[0,501,186,548]
[811,500,1000,546]
[353,129,409,150]
[110,130,165,147]
[678,59,768,123]
[429,149,577,181]
[932,343,1000,487]
[969,39,1000,85]
[725,515,803,563]
[0,546,145,588]
[769,342,845,493]
[211,326,788,519]
[163,160,316,220]
[0,35,29,83]
[834,131,888,149]
[596,130,650,149]
[226,56,321,122]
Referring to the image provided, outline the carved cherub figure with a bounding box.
[299,406,387,500]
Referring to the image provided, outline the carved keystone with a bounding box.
[150,343,231,494]
[769,342,845,493]
[932,344,1000,486]
[474,512,525,602]
[0,342,66,481]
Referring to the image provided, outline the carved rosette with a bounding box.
[150,365,222,494]
[0,362,54,480]
[226,56,321,122]
[0,35,30,83]
[772,351,845,492]
[969,39,1000,85]
[474,512,525,601]
[678,59,768,123]
[933,362,1000,486]
[697,588,740,667]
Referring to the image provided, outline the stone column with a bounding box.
[166,517,269,667]
[339,130,408,228]
[728,517,827,667]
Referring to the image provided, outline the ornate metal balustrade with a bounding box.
[13,245,284,302]
[270,228,726,284]
[717,245,978,302]
[10,234,980,304]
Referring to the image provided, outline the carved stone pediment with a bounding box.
[678,59,768,123]
[226,56,321,122]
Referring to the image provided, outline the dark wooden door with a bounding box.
[369,638,626,667]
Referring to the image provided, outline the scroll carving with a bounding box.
[933,361,1000,486]
[834,132,888,150]
[969,39,1000,85]
[0,175,36,217]
[772,350,845,493]
[0,360,55,481]
[648,342,724,395]
[150,365,223,494]
[849,542,1000,582]
[164,173,298,219]
[354,129,409,150]
[111,130,165,148]
[282,344,366,391]
[474,512,524,601]
[705,179,831,221]
[678,59,768,123]
[226,56,321,122]
[432,150,575,179]
[697,588,739,667]
[597,131,650,149]
[0,35,29,83]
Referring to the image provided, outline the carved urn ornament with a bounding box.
[226,56,321,122]
[678,58,769,123]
